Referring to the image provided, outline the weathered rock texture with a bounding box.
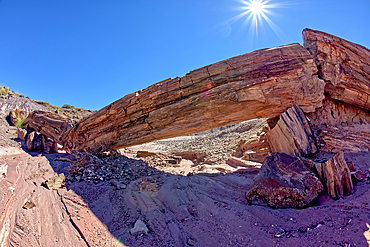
[26,131,44,151]
[17,128,28,141]
[25,110,73,145]
[246,153,323,208]
[62,43,325,151]
[9,108,27,126]
[314,152,353,200]
[266,105,317,157]
[233,123,271,162]
[303,28,370,111]
[308,98,370,153]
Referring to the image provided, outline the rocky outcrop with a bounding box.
[62,43,325,152]
[246,153,323,209]
[313,152,353,200]
[303,28,370,111]
[25,110,73,145]
[0,95,48,118]
[266,105,317,157]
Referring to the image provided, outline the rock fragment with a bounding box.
[26,131,44,151]
[130,220,149,235]
[9,108,27,126]
[266,105,317,157]
[17,128,28,141]
[43,173,65,190]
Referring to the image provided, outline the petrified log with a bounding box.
[314,151,353,200]
[308,97,370,153]
[303,28,370,110]
[62,44,325,151]
[25,110,73,145]
[266,105,317,157]
[246,153,323,209]
[26,131,44,151]
[42,138,58,154]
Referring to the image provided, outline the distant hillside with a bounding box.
[0,85,95,120]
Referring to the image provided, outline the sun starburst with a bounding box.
[230,0,284,40]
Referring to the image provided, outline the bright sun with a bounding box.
[230,0,282,38]
[248,0,266,15]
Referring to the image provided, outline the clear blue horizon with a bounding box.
[1,0,369,110]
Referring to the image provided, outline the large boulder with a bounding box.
[246,153,323,209]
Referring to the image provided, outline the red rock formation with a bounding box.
[303,28,370,111]
[62,44,325,152]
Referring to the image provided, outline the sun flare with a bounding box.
[248,0,266,16]
[230,0,284,39]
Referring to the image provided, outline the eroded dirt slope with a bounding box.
[1,116,370,246]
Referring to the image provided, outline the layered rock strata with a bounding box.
[314,152,353,200]
[62,43,325,152]
[266,105,317,157]
[25,110,73,145]
[303,28,370,110]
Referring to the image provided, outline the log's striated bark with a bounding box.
[62,44,325,151]
[314,151,353,200]
[308,97,370,154]
[303,28,370,110]
[24,110,73,145]
[266,105,317,157]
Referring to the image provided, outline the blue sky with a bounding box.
[0,0,369,110]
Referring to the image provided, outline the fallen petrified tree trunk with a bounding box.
[314,151,353,200]
[24,110,73,145]
[266,105,317,157]
[303,28,370,111]
[62,44,325,151]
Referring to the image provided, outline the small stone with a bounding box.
[130,220,149,235]
[351,171,366,182]
[43,173,65,190]
[187,238,195,246]
[22,200,36,209]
